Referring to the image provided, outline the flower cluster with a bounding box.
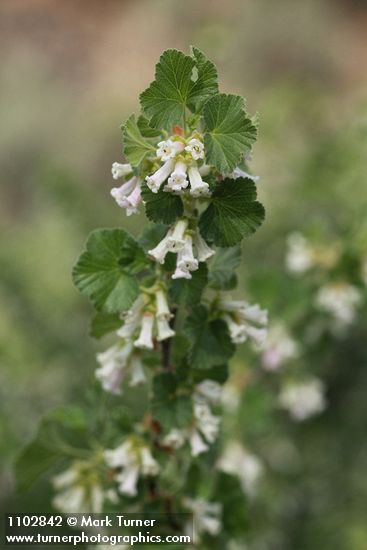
[52,463,104,514]
[217,297,268,347]
[95,289,174,394]
[148,219,215,280]
[147,136,210,197]
[162,380,221,457]
[105,437,160,498]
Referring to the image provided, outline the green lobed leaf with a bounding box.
[184,305,235,369]
[203,93,257,173]
[122,114,156,166]
[14,407,88,492]
[187,46,219,112]
[137,115,162,138]
[140,48,218,130]
[192,364,229,385]
[151,373,193,430]
[199,178,265,247]
[170,263,208,307]
[72,229,144,313]
[208,245,241,289]
[90,311,122,339]
[141,183,183,224]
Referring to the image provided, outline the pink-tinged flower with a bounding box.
[111,177,142,216]
[188,165,210,197]
[146,159,175,193]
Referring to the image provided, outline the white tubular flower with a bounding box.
[52,465,103,513]
[195,380,222,405]
[156,139,183,162]
[124,180,142,216]
[105,440,134,469]
[231,167,260,182]
[52,468,78,490]
[115,466,140,497]
[279,379,326,421]
[239,303,268,326]
[105,440,159,498]
[176,235,199,272]
[111,162,133,180]
[315,282,362,326]
[148,230,172,264]
[156,318,175,341]
[155,289,171,321]
[243,325,268,348]
[218,442,263,498]
[117,294,148,339]
[193,230,215,262]
[220,298,268,347]
[219,299,268,325]
[185,138,205,160]
[52,485,85,514]
[222,314,247,344]
[188,165,210,197]
[285,233,314,274]
[172,266,192,280]
[129,355,146,387]
[134,313,154,349]
[146,159,175,193]
[167,219,189,252]
[189,430,209,456]
[183,498,222,538]
[95,341,134,395]
[140,447,160,476]
[166,160,189,192]
[110,176,137,206]
[162,429,186,450]
[194,402,220,444]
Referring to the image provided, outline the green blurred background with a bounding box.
[1,0,367,548]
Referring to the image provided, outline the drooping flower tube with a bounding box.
[95,341,147,395]
[188,164,210,197]
[146,159,175,193]
[193,229,215,262]
[105,439,159,498]
[52,464,104,514]
[111,162,133,180]
[110,176,142,216]
[219,297,268,347]
[134,313,155,350]
[165,161,189,192]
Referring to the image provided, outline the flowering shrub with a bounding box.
[14,48,267,547]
